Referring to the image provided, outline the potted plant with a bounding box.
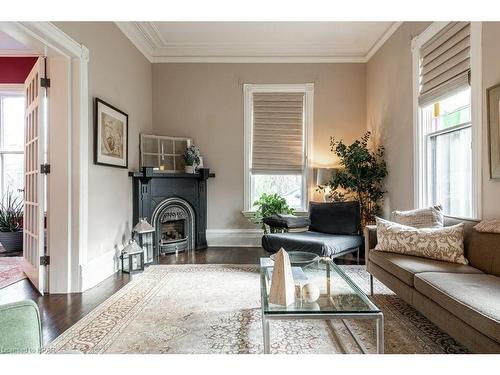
[251,193,294,234]
[182,145,201,174]
[0,191,24,253]
[319,131,387,227]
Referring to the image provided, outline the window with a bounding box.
[243,84,313,213]
[422,88,472,217]
[413,22,481,219]
[0,89,24,201]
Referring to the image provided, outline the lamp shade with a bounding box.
[133,218,155,234]
[316,168,337,186]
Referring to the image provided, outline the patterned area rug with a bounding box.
[45,264,468,354]
[0,257,26,289]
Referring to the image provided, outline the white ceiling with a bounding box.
[116,22,401,63]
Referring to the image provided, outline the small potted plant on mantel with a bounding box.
[182,145,201,174]
[0,191,24,253]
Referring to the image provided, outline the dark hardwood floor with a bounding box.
[0,247,362,345]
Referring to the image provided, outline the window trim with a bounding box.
[242,83,314,215]
[412,22,482,220]
[0,84,24,200]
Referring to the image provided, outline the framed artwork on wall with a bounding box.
[487,83,500,179]
[94,98,128,168]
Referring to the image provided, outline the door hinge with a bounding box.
[40,255,50,266]
[40,77,51,88]
[40,164,51,174]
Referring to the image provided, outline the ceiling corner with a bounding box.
[364,22,402,62]
[115,22,154,63]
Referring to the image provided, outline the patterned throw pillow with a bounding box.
[392,205,444,228]
[375,217,468,264]
[474,219,500,234]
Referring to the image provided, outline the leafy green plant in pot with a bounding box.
[251,193,294,234]
[0,191,24,253]
[320,131,388,227]
[182,145,201,174]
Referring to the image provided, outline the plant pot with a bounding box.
[0,230,23,253]
[185,165,195,174]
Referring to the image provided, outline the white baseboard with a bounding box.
[80,248,120,291]
[206,229,263,247]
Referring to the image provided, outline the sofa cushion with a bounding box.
[308,201,360,235]
[414,272,500,343]
[467,229,500,277]
[262,231,363,257]
[369,251,482,286]
[375,217,468,264]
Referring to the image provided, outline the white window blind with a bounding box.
[419,22,471,106]
[251,92,305,174]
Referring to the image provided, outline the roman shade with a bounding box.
[419,22,471,106]
[251,92,305,174]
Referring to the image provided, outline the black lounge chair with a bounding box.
[261,201,363,262]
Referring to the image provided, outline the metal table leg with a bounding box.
[262,316,270,354]
[376,314,384,354]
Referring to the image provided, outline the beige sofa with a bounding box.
[364,216,500,353]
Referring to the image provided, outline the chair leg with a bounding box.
[369,274,374,295]
[356,247,360,265]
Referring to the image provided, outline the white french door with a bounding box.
[22,57,48,295]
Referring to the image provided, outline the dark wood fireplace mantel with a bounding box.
[128,170,216,180]
[130,168,215,252]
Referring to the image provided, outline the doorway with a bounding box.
[0,23,89,294]
[0,51,39,289]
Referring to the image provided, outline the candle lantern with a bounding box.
[121,239,145,273]
[133,218,155,264]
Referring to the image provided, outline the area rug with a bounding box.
[0,257,26,289]
[45,264,468,354]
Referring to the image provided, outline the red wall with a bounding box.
[0,57,38,84]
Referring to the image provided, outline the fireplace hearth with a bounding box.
[130,168,214,260]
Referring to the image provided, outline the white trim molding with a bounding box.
[116,22,401,64]
[412,22,482,220]
[470,22,483,220]
[365,22,402,61]
[0,84,24,93]
[206,229,263,247]
[243,83,314,214]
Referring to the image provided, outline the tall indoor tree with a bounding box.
[322,131,388,227]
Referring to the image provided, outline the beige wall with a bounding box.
[152,63,366,229]
[481,22,500,219]
[367,21,500,219]
[55,22,153,261]
[366,22,431,217]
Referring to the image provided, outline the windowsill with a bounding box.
[444,214,481,222]
[241,210,309,219]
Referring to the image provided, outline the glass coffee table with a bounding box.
[260,257,384,354]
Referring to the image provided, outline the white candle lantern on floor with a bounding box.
[133,218,155,264]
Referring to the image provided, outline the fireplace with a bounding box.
[152,197,195,254]
[130,168,214,261]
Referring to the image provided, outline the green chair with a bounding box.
[0,300,42,354]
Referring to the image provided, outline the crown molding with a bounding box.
[365,22,402,61]
[116,22,402,64]
[115,22,154,62]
